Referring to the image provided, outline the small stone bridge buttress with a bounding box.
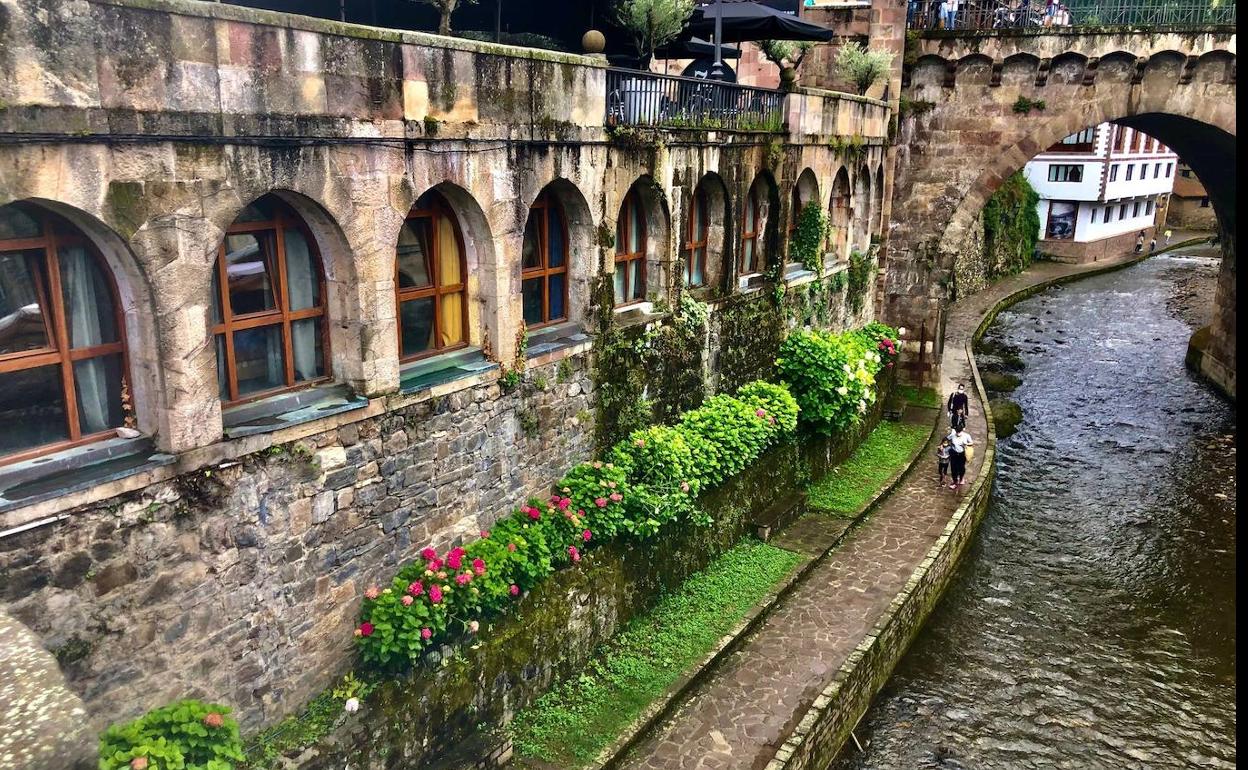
[884,27,1236,398]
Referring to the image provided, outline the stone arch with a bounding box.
[1049,52,1088,86]
[828,166,852,265]
[1194,50,1236,83]
[1000,53,1040,87]
[910,54,948,95]
[392,182,496,359]
[955,54,994,87]
[1142,50,1188,87]
[737,171,779,284]
[2,198,165,446]
[520,178,596,329]
[851,164,872,254]
[1095,50,1138,83]
[684,172,731,293]
[212,189,364,393]
[610,175,672,307]
[788,168,821,255]
[873,162,886,237]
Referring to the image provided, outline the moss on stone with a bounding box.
[981,370,1021,393]
[989,398,1023,438]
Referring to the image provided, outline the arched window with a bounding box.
[521,191,569,328]
[740,185,762,275]
[212,195,329,404]
[830,169,851,262]
[788,185,803,238]
[614,188,647,305]
[683,185,709,287]
[397,191,468,361]
[0,203,131,463]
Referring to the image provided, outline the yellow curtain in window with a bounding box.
[436,212,465,347]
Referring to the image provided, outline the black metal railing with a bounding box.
[907,0,1234,30]
[605,68,786,132]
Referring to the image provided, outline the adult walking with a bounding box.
[940,0,959,29]
[947,382,969,432]
[1135,231,1145,254]
[947,425,974,489]
[1164,228,1173,246]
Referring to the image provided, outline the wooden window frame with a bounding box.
[0,205,131,466]
[1129,129,1141,153]
[1112,126,1126,153]
[521,191,571,329]
[614,189,647,306]
[683,186,709,288]
[212,198,331,406]
[397,193,470,363]
[740,186,763,276]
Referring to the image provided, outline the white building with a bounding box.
[1023,123,1177,262]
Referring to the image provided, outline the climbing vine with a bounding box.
[789,203,830,273]
[982,171,1041,278]
[846,248,875,314]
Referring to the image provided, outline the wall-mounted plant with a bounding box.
[828,134,867,164]
[422,115,440,136]
[765,138,785,170]
[1012,95,1046,114]
[846,248,876,314]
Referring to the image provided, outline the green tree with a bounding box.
[834,42,894,96]
[759,40,816,90]
[613,0,695,68]
[419,0,478,37]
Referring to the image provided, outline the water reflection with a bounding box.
[837,254,1235,769]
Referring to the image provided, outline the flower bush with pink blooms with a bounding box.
[356,379,801,668]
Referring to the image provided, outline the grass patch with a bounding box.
[807,421,932,517]
[508,541,802,766]
[896,385,940,409]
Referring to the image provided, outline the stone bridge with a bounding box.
[884,27,1236,398]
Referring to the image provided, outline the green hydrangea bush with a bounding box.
[99,700,244,770]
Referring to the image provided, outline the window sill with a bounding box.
[737,273,766,292]
[612,302,667,329]
[526,322,590,360]
[784,263,818,286]
[0,436,174,515]
[399,347,497,395]
[222,383,369,439]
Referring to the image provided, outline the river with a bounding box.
[835,251,1236,769]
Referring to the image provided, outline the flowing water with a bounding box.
[836,253,1236,769]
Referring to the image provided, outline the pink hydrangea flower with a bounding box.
[429,585,444,604]
[568,546,581,563]
[592,461,603,469]
[557,497,571,511]
[755,408,766,418]
[507,542,517,552]
[427,557,443,571]
[595,497,608,508]
[509,584,520,596]
[358,622,374,637]
[420,627,432,640]
[680,481,690,493]
[609,492,622,502]
[583,530,592,542]
[635,438,646,447]
[364,585,380,601]
[401,595,414,606]
[447,547,466,570]
[420,547,437,561]
[456,572,471,585]
[480,530,490,538]
[472,558,486,576]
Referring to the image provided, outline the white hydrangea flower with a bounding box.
[836,385,849,396]
[344,697,360,714]
[857,399,867,412]
[843,363,852,373]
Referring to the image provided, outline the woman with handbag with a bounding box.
[947,426,974,489]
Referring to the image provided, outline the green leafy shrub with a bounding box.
[789,203,830,272]
[99,700,244,770]
[356,380,801,668]
[776,328,884,435]
[846,249,875,314]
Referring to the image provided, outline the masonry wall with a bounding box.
[0,0,894,745]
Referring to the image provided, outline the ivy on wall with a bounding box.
[846,248,875,314]
[982,171,1041,279]
[789,203,830,273]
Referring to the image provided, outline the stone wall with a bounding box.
[0,0,897,746]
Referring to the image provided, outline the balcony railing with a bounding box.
[908,0,1235,30]
[605,68,785,132]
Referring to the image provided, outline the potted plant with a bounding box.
[613,0,694,123]
[760,40,815,92]
[834,41,895,96]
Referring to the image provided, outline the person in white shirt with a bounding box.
[947,426,974,489]
[940,0,959,29]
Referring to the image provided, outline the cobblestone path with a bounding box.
[617,249,1161,770]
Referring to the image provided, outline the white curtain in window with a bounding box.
[283,229,319,381]
[60,245,111,433]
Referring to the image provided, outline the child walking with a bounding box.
[936,438,952,488]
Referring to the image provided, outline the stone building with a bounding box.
[0,0,904,743]
[1167,162,1218,231]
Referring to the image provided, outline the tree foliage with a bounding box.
[613,0,695,67]
[419,0,478,37]
[834,42,894,95]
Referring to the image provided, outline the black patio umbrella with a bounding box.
[653,36,741,60]
[682,1,835,79]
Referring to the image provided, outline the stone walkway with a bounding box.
[614,247,1185,770]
